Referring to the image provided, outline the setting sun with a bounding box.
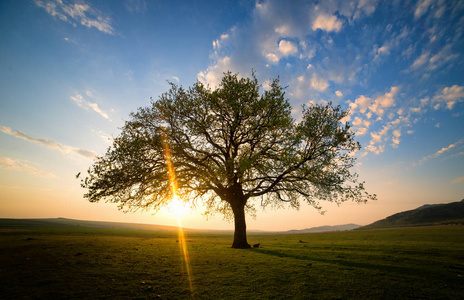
[166,193,191,218]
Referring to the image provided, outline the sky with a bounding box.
[0,0,463,231]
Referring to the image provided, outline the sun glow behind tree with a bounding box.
[162,134,194,295]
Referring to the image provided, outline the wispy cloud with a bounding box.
[409,44,458,74]
[91,128,113,144]
[70,92,111,121]
[415,139,464,166]
[125,0,147,14]
[0,157,55,178]
[34,0,115,35]
[414,0,433,19]
[64,37,78,45]
[0,126,96,159]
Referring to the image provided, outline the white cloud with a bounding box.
[352,117,362,126]
[350,95,371,113]
[410,106,422,113]
[0,126,96,159]
[71,92,111,121]
[172,76,180,83]
[310,73,329,92]
[312,13,343,32]
[262,81,272,91]
[370,132,382,143]
[365,115,410,154]
[213,33,230,49]
[433,85,464,110]
[376,86,398,107]
[197,56,232,88]
[265,53,280,63]
[391,130,401,147]
[34,0,115,35]
[352,116,370,136]
[374,44,390,59]
[349,86,413,155]
[352,117,370,128]
[335,90,343,97]
[365,143,384,155]
[356,127,368,136]
[0,157,55,178]
[278,40,298,56]
[369,86,399,116]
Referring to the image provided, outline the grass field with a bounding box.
[1,225,463,299]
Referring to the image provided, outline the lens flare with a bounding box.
[162,134,194,296]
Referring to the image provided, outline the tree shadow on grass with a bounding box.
[249,248,447,279]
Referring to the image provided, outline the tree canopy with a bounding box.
[80,72,375,248]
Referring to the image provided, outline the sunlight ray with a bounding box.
[162,134,194,296]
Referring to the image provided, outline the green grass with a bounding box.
[1,226,463,299]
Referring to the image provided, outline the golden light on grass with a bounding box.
[162,134,194,296]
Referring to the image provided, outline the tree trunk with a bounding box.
[230,201,250,249]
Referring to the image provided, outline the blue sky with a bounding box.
[1,0,463,231]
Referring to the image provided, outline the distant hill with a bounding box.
[0,218,188,232]
[360,200,464,230]
[286,223,361,233]
[0,218,363,234]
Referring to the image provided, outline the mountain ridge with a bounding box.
[286,223,361,233]
[359,199,464,230]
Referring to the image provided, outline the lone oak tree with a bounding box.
[80,72,375,248]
